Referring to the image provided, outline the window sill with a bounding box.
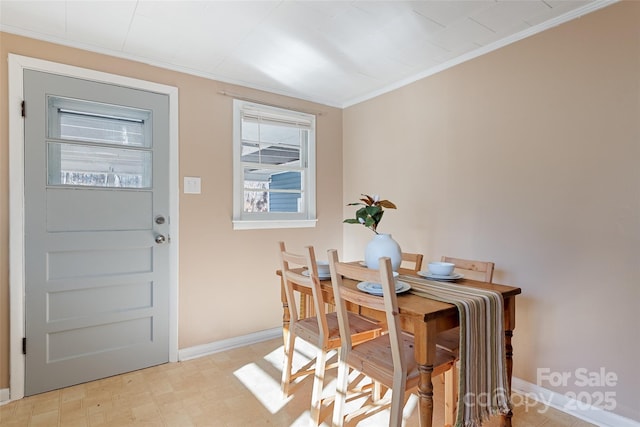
[232,219,318,230]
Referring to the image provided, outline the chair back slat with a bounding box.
[401,252,424,272]
[441,255,495,283]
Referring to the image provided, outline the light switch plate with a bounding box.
[184,177,201,194]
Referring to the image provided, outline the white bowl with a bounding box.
[316,261,330,275]
[428,261,455,276]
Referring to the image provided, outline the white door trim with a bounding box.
[8,54,180,401]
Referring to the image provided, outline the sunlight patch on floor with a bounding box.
[289,410,317,427]
[263,345,287,370]
[233,362,291,414]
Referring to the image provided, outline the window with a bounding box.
[47,96,153,189]
[233,100,316,230]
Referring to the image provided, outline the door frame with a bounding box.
[8,54,180,401]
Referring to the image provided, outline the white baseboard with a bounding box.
[178,327,282,361]
[0,388,10,405]
[511,377,640,427]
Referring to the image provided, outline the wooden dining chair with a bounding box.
[278,242,383,426]
[436,255,496,424]
[400,251,424,273]
[328,249,457,427]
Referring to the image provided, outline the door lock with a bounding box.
[155,215,166,225]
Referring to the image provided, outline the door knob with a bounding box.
[155,234,166,244]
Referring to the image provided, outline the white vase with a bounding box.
[365,233,402,271]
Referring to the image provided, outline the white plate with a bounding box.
[417,271,464,281]
[357,281,411,296]
[301,270,331,280]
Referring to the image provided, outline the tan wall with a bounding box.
[342,1,640,421]
[0,32,343,389]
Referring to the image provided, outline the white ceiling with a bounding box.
[0,0,613,108]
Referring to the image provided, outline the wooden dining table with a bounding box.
[276,265,522,427]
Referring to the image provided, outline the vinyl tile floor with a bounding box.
[0,338,596,427]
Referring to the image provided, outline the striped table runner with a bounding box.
[398,275,511,427]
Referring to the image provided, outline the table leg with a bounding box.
[501,295,516,427]
[505,329,514,390]
[500,329,514,427]
[417,364,435,427]
[413,318,436,427]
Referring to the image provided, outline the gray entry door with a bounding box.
[23,70,170,396]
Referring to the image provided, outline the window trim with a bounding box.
[232,100,317,230]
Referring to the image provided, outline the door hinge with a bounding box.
[22,337,26,355]
[21,101,25,118]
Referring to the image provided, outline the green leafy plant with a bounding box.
[343,194,397,234]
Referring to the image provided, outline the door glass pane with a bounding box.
[48,142,152,188]
[57,109,146,146]
[48,96,151,148]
